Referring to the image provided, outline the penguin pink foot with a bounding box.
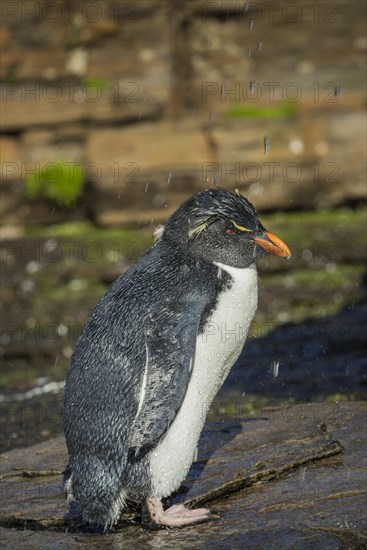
[143,497,213,530]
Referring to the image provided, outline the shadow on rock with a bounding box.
[224,301,367,402]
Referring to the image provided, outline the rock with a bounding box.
[79,18,119,45]
[1,84,162,131]
[0,1,169,81]
[209,113,366,210]
[0,191,24,225]
[0,194,88,226]
[0,402,365,548]
[224,302,367,403]
[87,120,212,187]
[210,119,320,210]
[0,26,10,51]
[1,51,67,81]
[321,112,366,207]
[0,137,22,185]
[0,0,365,223]
[21,128,84,167]
[86,121,213,225]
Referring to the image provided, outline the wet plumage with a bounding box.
[64,188,290,530]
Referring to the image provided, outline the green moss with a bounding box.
[265,264,364,290]
[82,77,111,90]
[28,221,153,246]
[223,102,297,119]
[325,393,357,403]
[25,161,85,208]
[260,208,366,244]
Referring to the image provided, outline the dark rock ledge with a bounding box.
[0,402,366,549]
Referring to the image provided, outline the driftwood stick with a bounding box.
[183,440,343,508]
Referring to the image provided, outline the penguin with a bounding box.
[63,188,291,531]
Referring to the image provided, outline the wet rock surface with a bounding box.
[0,402,366,549]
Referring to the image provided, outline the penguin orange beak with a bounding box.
[253,231,291,258]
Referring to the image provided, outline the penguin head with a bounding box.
[163,188,290,268]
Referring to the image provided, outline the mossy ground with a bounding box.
[2,208,365,390]
[1,208,366,450]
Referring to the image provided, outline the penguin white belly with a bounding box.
[149,263,258,497]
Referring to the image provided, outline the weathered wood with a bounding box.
[0,403,366,548]
[183,440,342,509]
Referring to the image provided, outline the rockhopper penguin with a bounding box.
[64,188,291,530]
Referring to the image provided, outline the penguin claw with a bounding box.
[142,497,216,530]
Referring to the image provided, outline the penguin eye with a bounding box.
[226,228,236,236]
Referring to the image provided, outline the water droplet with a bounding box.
[57,323,68,337]
[249,81,257,94]
[299,466,306,482]
[221,83,226,101]
[264,135,270,155]
[271,360,279,378]
[257,41,263,53]
[334,84,341,97]
[249,19,255,30]
[167,172,172,185]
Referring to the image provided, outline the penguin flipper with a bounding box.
[128,302,204,460]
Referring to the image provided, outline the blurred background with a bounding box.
[0,0,366,452]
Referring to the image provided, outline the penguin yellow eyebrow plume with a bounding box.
[188,220,211,238]
[231,220,251,232]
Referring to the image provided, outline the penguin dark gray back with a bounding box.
[64,188,290,530]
